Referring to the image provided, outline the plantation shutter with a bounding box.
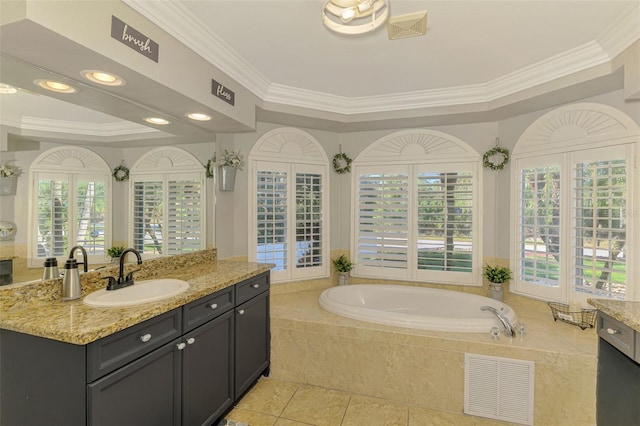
[132,179,164,255]
[167,177,202,255]
[356,167,410,279]
[416,171,473,273]
[35,173,70,257]
[34,173,108,259]
[572,146,628,299]
[295,172,323,269]
[514,155,563,301]
[256,169,288,271]
[75,176,107,255]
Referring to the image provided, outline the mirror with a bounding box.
[0,67,217,285]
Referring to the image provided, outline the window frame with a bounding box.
[350,129,483,286]
[510,102,639,303]
[129,148,207,260]
[28,146,112,267]
[248,127,330,284]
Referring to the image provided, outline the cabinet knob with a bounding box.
[252,283,260,289]
[209,303,218,310]
[176,342,187,350]
[606,328,621,335]
[186,337,196,345]
[238,309,245,315]
[139,333,152,343]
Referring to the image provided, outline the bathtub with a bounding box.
[319,284,518,333]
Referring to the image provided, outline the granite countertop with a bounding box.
[588,298,640,332]
[0,250,273,345]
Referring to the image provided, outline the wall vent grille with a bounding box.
[464,353,534,425]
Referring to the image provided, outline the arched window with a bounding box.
[248,128,330,283]
[351,129,483,286]
[130,147,206,258]
[511,103,639,303]
[28,146,111,266]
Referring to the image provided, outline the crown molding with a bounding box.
[127,0,640,116]
[124,0,271,99]
[20,117,159,137]
[596,2,640,59]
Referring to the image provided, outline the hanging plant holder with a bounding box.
[483,138,510,171]
[0,176,18,195]
[219,165,237,191]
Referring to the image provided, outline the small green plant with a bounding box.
[332,255,354,273]
[483,264,512,283]
[107,245,126,259]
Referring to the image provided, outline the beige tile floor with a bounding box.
[225,378,517,426]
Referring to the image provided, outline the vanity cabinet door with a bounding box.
[182,309,234,426]
[234,289,270,398]
[87,339,182,426]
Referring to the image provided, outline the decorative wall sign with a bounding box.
[111,16,159,62]
[211,79,235,106]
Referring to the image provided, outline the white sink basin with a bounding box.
[83,279,190,307]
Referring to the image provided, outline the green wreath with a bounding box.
[205,158,215,178]
[332,152,352,174]
[112,162,129,182]
[483,146,510,171]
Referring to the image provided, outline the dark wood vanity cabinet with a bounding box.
[0,272,270,426]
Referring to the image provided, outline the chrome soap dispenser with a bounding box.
[61,258,82,301]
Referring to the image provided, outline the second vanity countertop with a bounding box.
[588,298,640,333]
[0,250,273,345]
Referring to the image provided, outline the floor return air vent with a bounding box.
[464,353,535,425]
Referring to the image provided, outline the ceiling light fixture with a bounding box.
[187,113,212,121]
[82,70,126,86]
[0,83,18,94]
[323,0,389,35]
[34,79,77,94]
[144,117,170,125]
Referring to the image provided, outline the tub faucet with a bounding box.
[68,245,88,273]
[104,248,142,291]
[481,305,516,337]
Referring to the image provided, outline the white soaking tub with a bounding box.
[319,284,518,333]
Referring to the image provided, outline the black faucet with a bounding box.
[104,248,143,291]
[68,245,88,273]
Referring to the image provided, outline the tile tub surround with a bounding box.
[270,288,598,425]
[0,249,274,344]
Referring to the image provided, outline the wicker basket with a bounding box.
[547,302,596,330]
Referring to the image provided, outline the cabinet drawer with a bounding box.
[183,286,234,333]
[598,312,635,359]
[87,309,182,381]
[236,272,269,305]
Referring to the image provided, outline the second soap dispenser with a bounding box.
[61,258,82,301]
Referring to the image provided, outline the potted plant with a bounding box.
[107,245,126,262]
[332,254,354,286]
[483,264,512,301]
[214,149,245,191]
[0,160,21,195]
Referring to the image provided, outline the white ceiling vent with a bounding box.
[386,11,427,40]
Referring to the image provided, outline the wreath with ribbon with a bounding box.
[332,152,352,174]
[112,161,130,182]
[483,139,510,171]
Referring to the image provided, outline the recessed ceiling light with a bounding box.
[82,70,126,86]
[34,79,77,94]
[144,117,170,125]
[0,83,18,94]
[187,113,211,121]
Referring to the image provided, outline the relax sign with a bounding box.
[111,16,159,63]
